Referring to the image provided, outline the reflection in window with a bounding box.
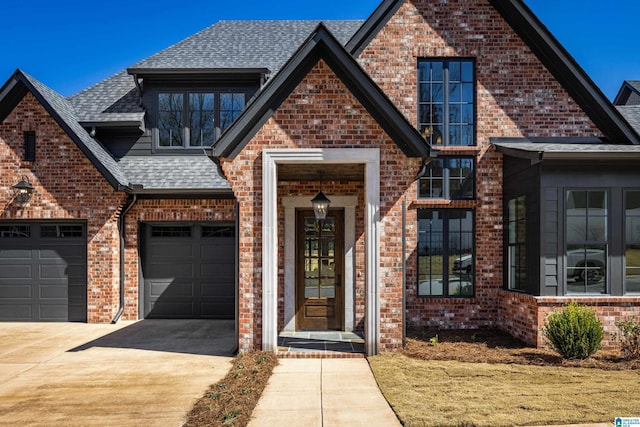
[220,93,246,131]
[189,93,215,146]
[418,157,474,199]
[566,190,608,294]
[418,59,474,146]
[157,90,247,148]
[418,209,474,297]
[304,217,336,299]
[625,191,640,293]
[507,196,527,291]
[158,93,184,147]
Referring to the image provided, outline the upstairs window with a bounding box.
[418,157,474,199]
[418,59,475,146]
[157,90,246,149]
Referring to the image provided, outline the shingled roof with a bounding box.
[68,20,363,125]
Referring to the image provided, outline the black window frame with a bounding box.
[417,58,476,147]
[23,131,36,162]
[417,156,475,200]
[417,209,475,298]
[624,190,640,294]
[565,189,609,295]
[507,195,527,292]
[154,87,250,150]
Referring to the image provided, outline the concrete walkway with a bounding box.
[248,358,401,427]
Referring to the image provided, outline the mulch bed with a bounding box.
[183,351,278,427]
[405,329,640,370]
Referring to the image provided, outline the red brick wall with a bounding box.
[355,0,603,333]
[222,59,421,352]
[0,92,126,322]
[498,290,640,349]
[122,198,237,320]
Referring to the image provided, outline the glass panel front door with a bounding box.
[296,210,343,330]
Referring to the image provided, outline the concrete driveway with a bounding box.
[0,320,235,426]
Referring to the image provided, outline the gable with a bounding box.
[353,0,639,145]
[212,24,429,159]
[0,71,129,189]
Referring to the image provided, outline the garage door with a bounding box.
[142,223,235,319]
[0,223,87,321]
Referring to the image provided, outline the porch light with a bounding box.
[13,176,34,203]
[311,191,331,221]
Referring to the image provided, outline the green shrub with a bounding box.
[542,301,603,359]
[615,316,640,359]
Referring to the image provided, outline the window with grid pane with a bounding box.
[507,195,527,291]
[418,157,474,199]
[418,59,474,146]
[625,191,640,294]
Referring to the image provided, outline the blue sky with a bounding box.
[1,0,638,100]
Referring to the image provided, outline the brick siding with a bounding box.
[0,93,126,322]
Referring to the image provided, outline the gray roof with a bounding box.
[118,156,230,192]
[493,140,640,160]
[627,81,640,92]
[68,20,362,124]
[18,72,130,188]
[617,105,640,134]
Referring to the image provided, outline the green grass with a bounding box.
[369,353,640,427]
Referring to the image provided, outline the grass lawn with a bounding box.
[369,330,640,427]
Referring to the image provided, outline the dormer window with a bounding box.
[156,90,246,148]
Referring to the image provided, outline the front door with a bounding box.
[296,209,344,330]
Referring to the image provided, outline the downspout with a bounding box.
[402,197,407,348]
[112,193,138,324]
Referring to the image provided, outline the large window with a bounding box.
[157,90,246,148]
[566,190,608,294]
[418,209,474,297]
[625,191,640,293]
[418,157,474,199]
[507,195,527,291]
[418,59,475,146]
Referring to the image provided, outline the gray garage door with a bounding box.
[142,223,235,319]
[0,223,87,321]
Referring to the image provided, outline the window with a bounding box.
[507,196,527,291]
[157,90,246,148]
[418,59,475,146]
[625,191,640,293]
[418,209,474,297]
[151,226,192,238]
[24,131,36,162]
[202,225,235,238]
[40,225,84,238]
[0,225,30,238]
[566,190,608,294]
[418,157,474,199]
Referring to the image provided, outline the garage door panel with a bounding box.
[0,248,33,260]
[143,223,235,320]
[148,262,193,278]
[0,265,33,281]
[39,304,68,321]
[0,284,32,298]
[200,262,234,278]
[150,243,194,259]
[0,304,32,319]
[39,245,84,260]
[201,282,235,297]
[39,264,70,279]
[201,300,234,318]
[39,284,68,299]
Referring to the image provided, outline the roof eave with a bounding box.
[345,0,404,57]
[126,67,270,76]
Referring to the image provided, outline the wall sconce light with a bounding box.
[13,176,34,203]
[311,190,331,221]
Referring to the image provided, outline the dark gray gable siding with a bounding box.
[213,23,430,159]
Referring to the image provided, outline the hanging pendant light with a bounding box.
[311,190,331,221]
